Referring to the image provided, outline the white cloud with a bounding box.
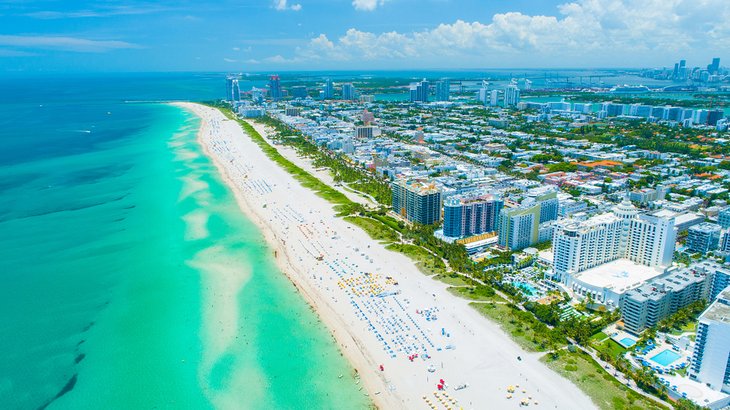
[273,0,302,11]
[223,57,237,62]
[352,0,387,11]
[0,35,140,52]
[284,0,730,67]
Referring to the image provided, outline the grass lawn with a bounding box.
[448,285,504,302]
[590,332,610,343]
[668,322,696,336]
[385,243,447,276]
[433,273,472,287]
[541,351,668,410]
[470,302,555,352]
[593,339,628,361]
[343,216,399,243]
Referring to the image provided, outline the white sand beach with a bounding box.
[176,102,598,410]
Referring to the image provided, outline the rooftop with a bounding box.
[573,258,666,294]
[701,287,730,323]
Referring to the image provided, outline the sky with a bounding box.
[0,0,729,73]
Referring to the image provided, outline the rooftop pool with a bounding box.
[650,349,682,367]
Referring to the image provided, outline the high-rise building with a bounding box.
[342,83,356,100]
[443,194,503,238]
[707,57,721,75]
[498,204,540,251]
[707,110,724,126]
[504,83,520,107]
[688,287,730,392]
[435,80,450,101]
[268,75,282,101]
[392,179,441,225]
[322,78,334,99]
[476,81,489,104]
[553,213,624,282]
[409,79,430,103]
[251,87,264,104]
[687,223,722,254]
[553,199,676,283]
[535,191,559,223]
[489,90,500,106]
[625,212,677,267]
[225,76,241,102]
[620,267,711,333]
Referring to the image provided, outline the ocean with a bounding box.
[0,74,370,409]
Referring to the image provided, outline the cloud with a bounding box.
[24,5,172,19]
[273,0,302,11]
[223,57,237,63]
[352,0,387,11]
[0,35,140,52]
[286,0,730,66]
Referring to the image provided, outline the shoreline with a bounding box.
[176,102,598,410]
[174,102,393,409]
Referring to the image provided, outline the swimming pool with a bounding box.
[512,281,537,295]
[619,337,636,348]
[650,349,682,367]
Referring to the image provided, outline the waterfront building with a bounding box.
[625,211,676,268]
[498,204,540,251]
[553,213,624,282]
[410,79,430,103]
[342,83,356,100]
[601,102,625,117]
[225,76,241,102]
[443,194,503,239]
[392,179,441,225]
[554,199,677,305]
[268,75,283,101]
[620,267,711,333]
[687,223,722,254]
[700,261,730,300]
[489,90,500,107]
[435,80,450,101]
[504,83,520,107]
[688,287,730,394]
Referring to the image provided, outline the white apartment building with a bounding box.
[553,198,677,306]
[689,287,730,396]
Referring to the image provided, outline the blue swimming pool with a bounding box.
[512,281,537,295]
[650,349,682,367]
[619,337,636,348]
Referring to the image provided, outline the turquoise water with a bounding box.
[512,281,537,296]
[0,76,369,409]
[650,349,682,367]
[619,337,636,348]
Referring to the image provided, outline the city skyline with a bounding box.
[1,0,730,72]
